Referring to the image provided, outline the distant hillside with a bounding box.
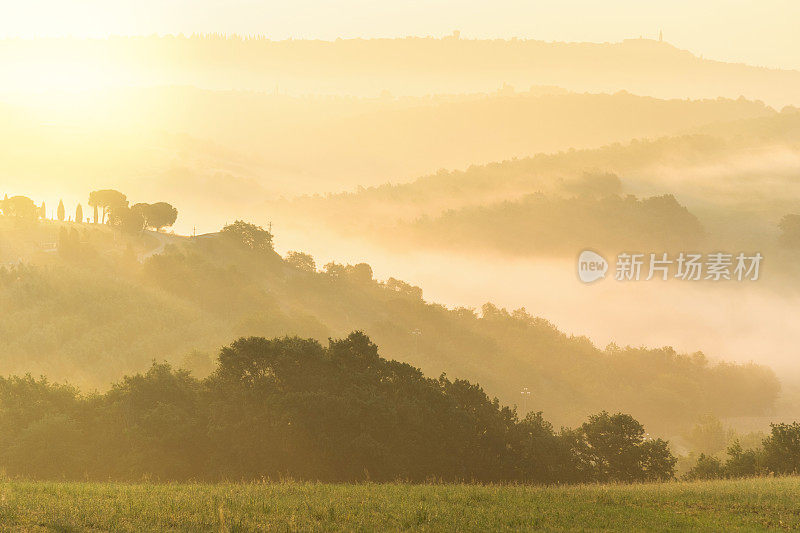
[3,36,800,106]
[272,111,800,260]
[404,193,704,256]
[0,88,776,212]
[0,219,779,435]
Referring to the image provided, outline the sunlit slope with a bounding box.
[3,36,800,106]
[0,221,778,434]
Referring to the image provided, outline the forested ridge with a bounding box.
[0,218,779,436]
[404,193,704,255]
[272,111,800,261]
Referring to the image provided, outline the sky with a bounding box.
[1,0,799,71]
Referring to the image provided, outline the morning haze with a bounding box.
[1,6,800,529]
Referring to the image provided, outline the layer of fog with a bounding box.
[625,146,800,243]
[274,224,800,380]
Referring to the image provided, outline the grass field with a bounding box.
[0,477,798,531]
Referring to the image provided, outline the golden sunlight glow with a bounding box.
[2,58,117,93]
[3,2,800,519]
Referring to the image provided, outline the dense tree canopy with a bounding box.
[0,332,677,483]
[285,251,316,272]
[577,412,675,482]
[220,220,274,252]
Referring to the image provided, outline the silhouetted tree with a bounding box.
[75,204,83,224]
[132,202,178,232]
[578,411,675,482]
[347,263,373,283]
[763,422,800,475]
[148,202,178,231]
[2,196,39,220]
[724,440,762,477]
[88,190,128,224]
[57,200,65,222]
[220,221,273,252]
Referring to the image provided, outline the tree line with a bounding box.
[404,193,704,256]
[0,332,676,483]
[0,189,177,233]
[685,424,800,480]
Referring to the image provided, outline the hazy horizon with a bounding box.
[4,1,800,72]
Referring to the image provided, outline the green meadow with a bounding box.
[0,477,798,532]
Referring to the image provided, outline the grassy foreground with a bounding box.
[0,478,798,532]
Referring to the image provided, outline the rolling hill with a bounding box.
[270,110,800,263]
[0,218,779,436]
